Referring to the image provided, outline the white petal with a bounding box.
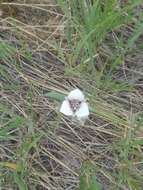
[75,102,89,118]
[60,100,73,116]
[68,88,84,101]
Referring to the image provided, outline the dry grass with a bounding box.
[0,1,143,190]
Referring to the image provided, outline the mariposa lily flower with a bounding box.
[60,89,89,121]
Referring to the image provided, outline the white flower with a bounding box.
[60,89,89,121]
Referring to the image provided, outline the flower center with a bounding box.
[68,99,82,112]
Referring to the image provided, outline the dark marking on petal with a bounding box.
[68,99,82,112]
